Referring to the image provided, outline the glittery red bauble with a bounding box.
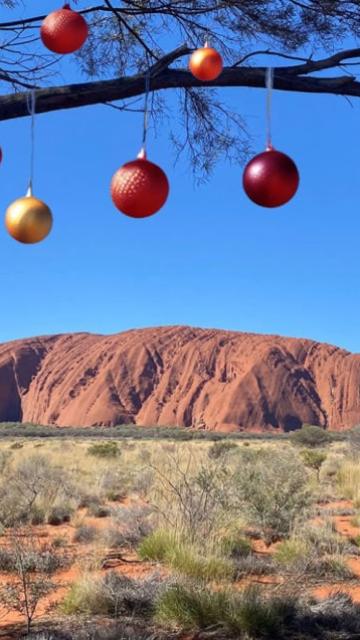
[40,4,88,54]
[189,45,223,81]
[111,152,169,218]
[243,147,299,208]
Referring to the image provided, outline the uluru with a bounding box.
[0,325,359,432]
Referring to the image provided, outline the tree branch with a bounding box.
[0,46,360,122]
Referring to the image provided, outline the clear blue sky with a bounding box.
[0,2,359,352]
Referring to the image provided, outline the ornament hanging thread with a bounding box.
[5,90,53,244]
[111,68,169,219]
[243,67,299,208]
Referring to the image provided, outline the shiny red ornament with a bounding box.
[243,146,299,208]
[189,43,223,81]
[40,4,88,54]
[111,150,169,218]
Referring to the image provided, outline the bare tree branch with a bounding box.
[0,45,360,122]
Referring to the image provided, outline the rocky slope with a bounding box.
[0,326,358,431]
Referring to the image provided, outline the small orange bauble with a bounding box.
[5,194,53,244]
[41,4,88,54]
[189,44,223,81]
[111,150,169,219]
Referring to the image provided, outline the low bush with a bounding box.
[87,442,120,458]
[87,503,111,518]
[62,571,162,618]
[78,494,102,509]
[290,425,332,447]
[73,525,97,544]
[220,534,251,559]
[300,449,327,476]
[0,545,63,573]
[48,505,73,526]
[234,555,275,578]
[30,506,46,525]
[309,555,355,579]
[233,449,311,542]
[111,505,154,548]
[208,441,238,459]
[337,460,360,504]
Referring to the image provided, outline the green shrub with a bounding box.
[233,449,311,542]
[291,425,332,447]
[300,449,327,475]
[87,442,120,458]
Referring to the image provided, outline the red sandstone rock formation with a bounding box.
[0,326,358,431]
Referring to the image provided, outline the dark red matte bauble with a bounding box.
[243,147,299,208]
[111,153,169,218]
[41,4,88,54]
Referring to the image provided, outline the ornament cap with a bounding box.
[63,3,71,9]
[26,182,33,198]
[266,143,274,151]
[137,147,147,160]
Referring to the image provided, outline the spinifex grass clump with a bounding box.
[139,530,235,581]
[156,582,297,637]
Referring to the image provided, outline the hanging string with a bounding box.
[26,88,36,195]
[141,69,151,155]
[266,67,274,149]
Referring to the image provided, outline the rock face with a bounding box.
[0,326,359,431]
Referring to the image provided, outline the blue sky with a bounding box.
[0,2,359,352]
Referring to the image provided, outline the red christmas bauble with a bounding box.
[243,147,299,208]
[40,4,88,54]
[189,45,223,81]
[111,151,169,218]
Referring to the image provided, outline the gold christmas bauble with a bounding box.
[5,195,53,244]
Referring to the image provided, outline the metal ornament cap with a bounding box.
[5,193,53,244]
[243,147,299,208]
